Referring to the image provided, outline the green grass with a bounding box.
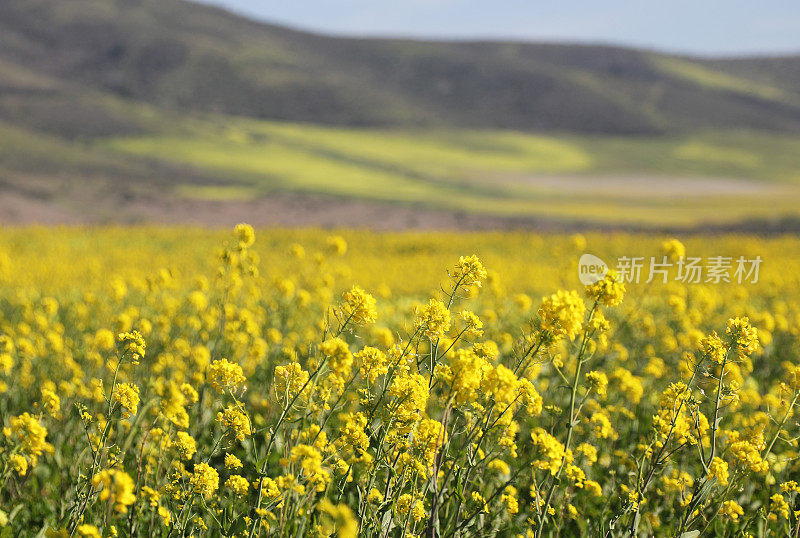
[652,56,791,103]
[579,132,800,183]
[0,121,110,173]
[98,117,800,225]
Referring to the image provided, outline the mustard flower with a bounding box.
[337,412,370,459]
[413,418,446,466]
[9,453,27,476]
[4,412,52,465]
[368,488,384,504]
[274,362,310,399]
[342,285,378,325]
[356,346,389,383]
[317,499,358,538]
[397,493,426,523]
[319,338,353,376]
[234,223,255,248]
[721,500,744,520]
[502,487,520,515]
[389,372,429,426]
[487,459,510,474]
[530,428,566,475]
[172,431,197,460]
[40,387,61,419]
[414,299,451,341]
[290,444,330,492]
[482,363,519,408]
[701,332,726,364]
[769,494,790,520]
[459,310,483,337]
[583,480,603,497]
[726,317,759,358]
[94,329,115,351]
[255,476,282,501]
[575,443,598,465]
[708,457,729,486]
[517,378,543,416]
[225,453,243,469]
[207,358,246,393]
[217,405,251,441]
[589,412,615,439]
[447,349,489,405]
[225,474,250,496]
[326,235,348,256]
[117,330,146,363]
[729,436,768,473]
[76,525,102,538]
[113,382,140,418]
[452,255,487,288]
[662,238,686,261]
[514,293,533,311]
[190,463,220,497]
[468,491,487,513]
[538,289,586,342]
[585,271,625,306]
[585,371,608,399]
[92,469,136,513]
[611,367,644,404]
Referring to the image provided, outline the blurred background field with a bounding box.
[103,121,800,226]
[2,0,800,229]
[2,227,798,297]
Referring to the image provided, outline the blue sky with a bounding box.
[197,0,800,56]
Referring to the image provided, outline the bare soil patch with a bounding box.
[1,185,799,235]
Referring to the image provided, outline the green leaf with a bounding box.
[381,511,394,534]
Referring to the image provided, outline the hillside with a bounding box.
[3,0,800,136]
[2,0,800,228]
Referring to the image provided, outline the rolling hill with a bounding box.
[1,0,800,228]
[3,0,800,135]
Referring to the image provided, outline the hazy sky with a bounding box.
[197,0,800,56]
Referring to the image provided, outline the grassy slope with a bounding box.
[100,116,800,225]
[2,89,799,226]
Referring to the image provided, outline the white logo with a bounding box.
[578,253,608,285]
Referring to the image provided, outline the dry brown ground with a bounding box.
[0,187,568,230]
[1,185,798,234]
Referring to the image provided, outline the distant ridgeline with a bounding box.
[1,0,800,137]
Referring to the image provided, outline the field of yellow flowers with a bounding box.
[1,225,799,537]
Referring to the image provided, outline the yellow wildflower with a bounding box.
[190,463,219,497]
[92,469,136,513]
